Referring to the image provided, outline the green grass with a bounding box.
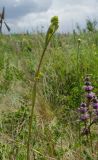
[0,30,98,159]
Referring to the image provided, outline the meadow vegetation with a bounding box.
[0,18,98,159]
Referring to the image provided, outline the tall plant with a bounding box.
[27,16,59,160]
[78,75,98,152]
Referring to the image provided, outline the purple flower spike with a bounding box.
[93,103,98,109]
[86,92,95,100]
[83,86,93,92]
[80,113,89,121]
[80,102,86,107]
[78,107,87,113]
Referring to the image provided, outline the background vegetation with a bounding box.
[0,19,98,160]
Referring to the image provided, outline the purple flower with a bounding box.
[80,113,89,121]
[86,92,95,99]
[78,107,87,113]
[83,86,93,92]
[93,103,98,109]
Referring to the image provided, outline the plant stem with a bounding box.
[27,82,37,160]
[35,46,47,77]
[77,41,81,104]
[27,46,48,160]
[77,43,79,76]
[89,113,93,153]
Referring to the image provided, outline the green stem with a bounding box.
[77,42,81,104]
[77,42,80,79]
[35,46,47,77]
[27,45,49,160]
[27,82,37,160]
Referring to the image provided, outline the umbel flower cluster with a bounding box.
[78,75,98,136]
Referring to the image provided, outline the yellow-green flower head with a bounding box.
[51,16,59,26]
[45,16,59,45]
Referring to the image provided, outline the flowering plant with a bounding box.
[78,75,98,138]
